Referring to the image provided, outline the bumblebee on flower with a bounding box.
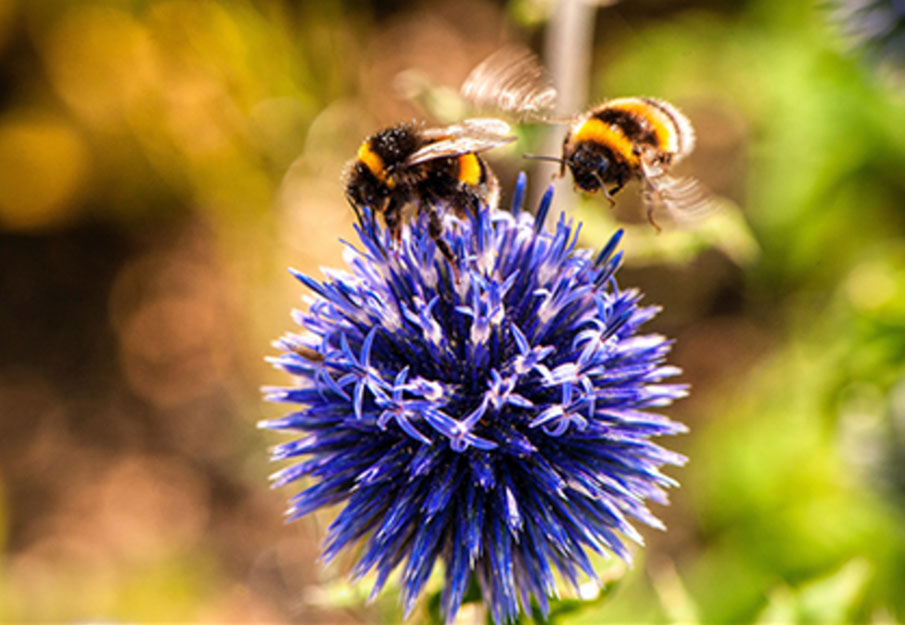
[261,173,688,624]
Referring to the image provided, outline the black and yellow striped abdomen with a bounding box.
[561,96,696,195]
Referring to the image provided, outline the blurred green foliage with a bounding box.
[578,2,905,623]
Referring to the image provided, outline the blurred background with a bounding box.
[1,0,905,622]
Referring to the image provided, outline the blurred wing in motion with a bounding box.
[460,47,558,120]
[640,155,718,229]
[407,119,515,165]
[418,118,513,140]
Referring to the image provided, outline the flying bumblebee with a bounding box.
[344,118,514,269]
[555,96,711,230]
[462,48,713,229]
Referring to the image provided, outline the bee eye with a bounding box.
[573,149,608,174]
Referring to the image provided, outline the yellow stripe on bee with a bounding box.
[606,97,679,154]
[572,118,638,166]
[457,153,482,186]
[357,141,386,180]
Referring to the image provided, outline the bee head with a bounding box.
[565,143,610,193]
[346,163,392,215]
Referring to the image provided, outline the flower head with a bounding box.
[260,174,688,624]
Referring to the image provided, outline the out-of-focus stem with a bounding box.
[531,0,599,210]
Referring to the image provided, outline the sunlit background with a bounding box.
[2,0,905,622]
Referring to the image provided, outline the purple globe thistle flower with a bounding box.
[260,173,688,624]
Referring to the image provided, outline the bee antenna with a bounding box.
[522,153,566,166]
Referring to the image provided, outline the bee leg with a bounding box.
[592,173,617,207]
[345,193,365,227]
[428,207,459,282]
[347,194,389,257]
[646,203,663,233]
[639,174,664,233]
[385,200,403,253]
[600,186,617,207]
[369,205,378,236]
[363,201,388,255]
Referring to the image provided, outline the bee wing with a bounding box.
[639,155,718,225]
[418,118,513,141]
[460,47,558,120]
[406,121,516,166]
